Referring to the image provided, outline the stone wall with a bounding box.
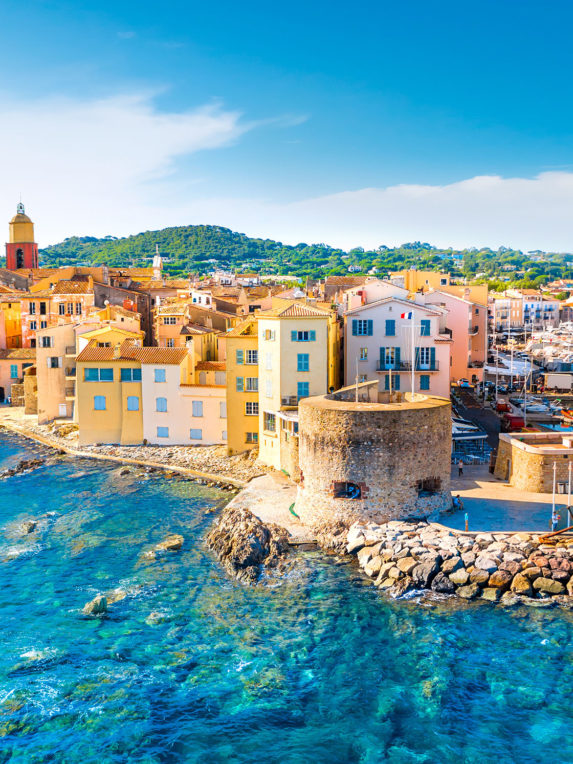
[279,430,300,482]
[295,392,452,530]
[10,383,24,407]
[24,369,38,415]
[494,438,512,481]
[495,433,573,492]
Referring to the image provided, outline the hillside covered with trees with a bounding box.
[35,224,573,289]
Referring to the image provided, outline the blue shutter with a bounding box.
[310,330,316,341]
[394,374,400,391]
[236,377,244,392]
[367,320,373,336]
[386,319,395,336]
[420,375,430,391]
[415,347,420,370]
[352,320,358,336]
[236,349,244,364]
[384,374,389,390]
[291,330,297,342]
[430,347,436,369]
[395,347,400,367]
[421,319,430,336]
[379,347,385,369]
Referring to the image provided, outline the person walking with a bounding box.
[458,459,464,477]
[552,508,560,532]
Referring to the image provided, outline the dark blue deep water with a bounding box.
[0,434,572,763]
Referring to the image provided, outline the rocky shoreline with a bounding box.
[347,520,573,607]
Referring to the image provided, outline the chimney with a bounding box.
[113,342,122,359]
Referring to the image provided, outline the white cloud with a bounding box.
[182,172,573,252]
[1,89,572,252]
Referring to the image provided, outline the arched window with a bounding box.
[16,248,24,269]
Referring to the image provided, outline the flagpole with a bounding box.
[411,312,415,400]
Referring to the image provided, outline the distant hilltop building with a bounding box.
[5,202,39,270]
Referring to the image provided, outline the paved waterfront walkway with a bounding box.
[447,464,571,532]
[225,472,314,543]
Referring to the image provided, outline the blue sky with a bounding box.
[2,0,573,249]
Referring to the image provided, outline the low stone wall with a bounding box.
[495,432,573,492]
[347,520,573,606]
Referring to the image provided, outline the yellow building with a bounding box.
[0,296,22,348]
[390,269,452,292]
[256,302,340,471]
[225,318,259,455]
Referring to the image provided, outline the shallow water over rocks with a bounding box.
[0,433,572,762]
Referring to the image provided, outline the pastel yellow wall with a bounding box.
[77,360,143,445]
[0,301,22,348]
[226,324,259,455]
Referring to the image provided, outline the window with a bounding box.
[40,321,47,329]
[385,319,395,336]
[359,347,368,361]
[221,430,227,440]
[85,368,99,381]
[97,342,111,348]
[236,349,244,365]
[127,396,139,411]
[30,321,37,330]
[67,303,74,314]
[297,353,309,372]
[264,412,276,431]
[384,374,400,391]
[359,374,367,383]
[291,330,316,342]
[246,349,258,365]
[245,377,258,392]
[76,303,82,315]
[246,432,258,443]
[166,339,175,348]
[29,302,36,315]
[215,371,226,385]
[58,304,66,316]
[10,364,18,379]
[120,368,142,382]
[220,401,227,418]
[333,481,362,499]
[154,368,166,383]
[192,400,203,417]
[47,356,60,369]
[297,381,309,400]
[94,395,106,411]
[417,477,441,495]
[352,319,373,336]
[440,278,448,286]
[236,377,244,392]
[245,401,259,416]
[264,329,276,340]
[420,320,431,336]
[190,428,203,440]
[163,316,177,324]
[157,426,169,438]
[41,336,53,348]
[156,397,168,412]
[39,302,46,315]
[265,352,272,370]
[265,379,272,398]
[100,368,113,382]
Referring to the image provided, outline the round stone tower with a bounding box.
[295,386,452,530]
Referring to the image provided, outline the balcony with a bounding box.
[468,361,484,368]
[65,385,76,400]
[65,345,77,356]
[376,361,440,372]
[65,367,76,379]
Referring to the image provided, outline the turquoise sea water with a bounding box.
[0,435,572,763]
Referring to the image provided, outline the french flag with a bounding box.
[400,311,413,319]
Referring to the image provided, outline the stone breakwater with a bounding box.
[347,521,573,607]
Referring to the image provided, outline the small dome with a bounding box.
[10,213,32,224]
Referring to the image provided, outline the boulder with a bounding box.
[500,591,520,606]
[449,568,470,586]
[441,556,462,575]
[411,558,440,588]
[551,570,570,584]
[469,569,489,585]
[475,556,498,573]
[461,551,476,566]
[488,569,513,590]
[364,555,383,577]
[396,557,417,575]
[357,546,375,567]
[20,520,37,534]
[346,535,365,554]
[82,595,107,616]
[511,573,532,596]
[388,566,402,580]
[481,587,502,602]
[533,577,565,595]
[530,555,549,568]
[500,561,521,576]
[457,584,480,600]
[390,577,415,598]
[521,566,541,580]
[156,534,184,552]
[431,572,456,594]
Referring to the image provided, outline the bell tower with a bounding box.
[6,202,38,270]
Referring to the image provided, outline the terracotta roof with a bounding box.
[325,276,368,286]
[263,302,331,318]
[23,290,53,299]
[145,279,190,289]
[226,318,258,337]
[0,348,36,360]
[196,361,226,371]
[77,341,188,365]
[52,280,93,295]
[180,323,215,335]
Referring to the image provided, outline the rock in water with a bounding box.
[155,534,184,552]
[82,594,107,615]
[20,520,37,535]
[206,505,290,584]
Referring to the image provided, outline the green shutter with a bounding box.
[367,320,373,335]
[430,347,436,369]
[236,377,244,392]
[352,320,358,336]
[310,330,316,341]
[379,347,385,369]
[394,374,400,391]
[384,374,389,390]
[236,349,244,364]
[291,330,297,341]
